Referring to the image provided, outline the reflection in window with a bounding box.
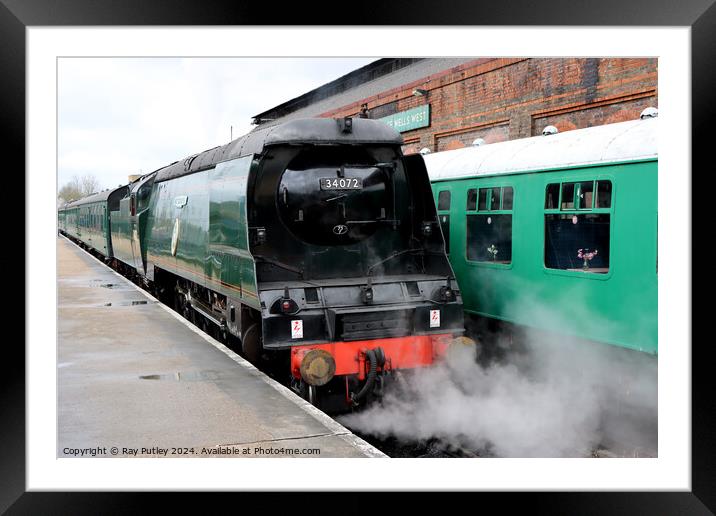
[544,213,610,273]
[467,214,512,263]
[502,187,514,210]
[577,181,594,210]
[596,180,612,208]
[438,190,451,211]
[478,189,488,211]
[561,183,575,210]
[545,183,560,209]
[467,189,477,211]
[490,187,501,210]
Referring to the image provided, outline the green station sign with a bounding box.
[378,104,430,133]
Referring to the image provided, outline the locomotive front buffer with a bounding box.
[260,277,469,410]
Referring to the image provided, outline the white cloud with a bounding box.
[58,57,378,191]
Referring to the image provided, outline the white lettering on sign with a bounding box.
[429,309,440,328]
[291,320,303,339]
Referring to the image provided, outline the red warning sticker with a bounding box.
[430,309,440,328]
[291,320,303,339]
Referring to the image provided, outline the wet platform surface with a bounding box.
[57,236,385,458]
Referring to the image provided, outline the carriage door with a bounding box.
[436,188,452,255]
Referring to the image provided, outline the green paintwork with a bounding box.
[431,159,658,355]
[145,155,260,309]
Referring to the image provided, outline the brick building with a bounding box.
[251,58,658,155]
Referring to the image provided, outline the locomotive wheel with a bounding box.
[241,323,262,365]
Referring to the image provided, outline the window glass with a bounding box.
[437,190,451,211]
[561,183,575,210]
[577,181,594,210]
[490,187,501,210]
[544,213,610,273]
[596,180,612,208]
[545,183,560,209]
[477,189,488,211]
[502,187,514,210]
[467,214,512,263]
[466,189,477,211]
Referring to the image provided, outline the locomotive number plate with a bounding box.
[319,178,362,190]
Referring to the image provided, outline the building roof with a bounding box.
[250,58,478,128]
[423,117,658,182]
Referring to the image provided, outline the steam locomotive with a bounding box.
[59,117,465,411]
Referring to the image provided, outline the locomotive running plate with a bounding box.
[319,177,362,190]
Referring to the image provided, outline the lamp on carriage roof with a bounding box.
[338,116,353,133]
[419,148,431,155]
[640,107,658,119]
[472,138,486,147]
[542,125,559,136]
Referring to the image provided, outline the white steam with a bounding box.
[339,292,657,458]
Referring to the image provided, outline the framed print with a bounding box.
[5,0,713,512]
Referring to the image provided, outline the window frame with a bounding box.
[543,176,615,280]
[465,183,515,269]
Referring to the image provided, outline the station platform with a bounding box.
[57,236,385,458]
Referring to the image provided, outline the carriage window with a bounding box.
[545,183,560,209]
[472,186,512,212]
[545,179,612,274]
[561,183,575,210]
[490,187,501,210]
[467,189,477,211]
[478,189,488,211]
[502,187,514,210]
[596,180,612,208]
[438,190,451,211]
[576,181,594,210]
[467,185,514,264]
[467,214,512,264]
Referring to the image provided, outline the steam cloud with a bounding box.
[339,294,657,458]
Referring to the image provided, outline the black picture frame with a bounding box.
[5,0,712,512]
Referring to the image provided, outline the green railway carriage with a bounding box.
[58,185,129,257]
[424,117,657,355]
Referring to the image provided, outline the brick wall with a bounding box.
[318,58,658,154]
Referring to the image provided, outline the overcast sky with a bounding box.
[58,57,378,191]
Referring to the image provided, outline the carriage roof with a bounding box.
[61,185,128,209]
[423,117,657,182]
